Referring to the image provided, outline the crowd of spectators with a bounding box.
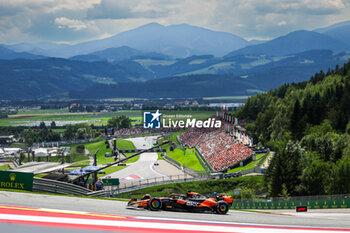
[178,119,254,171]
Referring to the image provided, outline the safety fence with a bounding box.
[33,177,110,197]
[164,155,213,178]
[163,155,182,170]
[182,164,210,177]
[194,150,213,172]
[232,194,350,209]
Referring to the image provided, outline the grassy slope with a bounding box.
[158,132,205,171]
[0,164,10,170]
[167,130,184,145]
[84,139,138,165]
[97,166,126,178]
[167,148,205,171]
[116,176,264,199]
[68,139,137,177]
[228,153,268,173]
[116,139,136,150]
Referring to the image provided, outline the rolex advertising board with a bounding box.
[0,171,34,191]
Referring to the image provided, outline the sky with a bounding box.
[0,0,350,44]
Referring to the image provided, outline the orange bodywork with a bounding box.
[177,200,187,205]
[138,200,148,207]
[198,199,217,208]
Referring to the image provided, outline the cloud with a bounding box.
[0,0,350,44]
[277,20,287,26]
[252,0,345,15]
[55,17,87,31]
[86,0,171,19]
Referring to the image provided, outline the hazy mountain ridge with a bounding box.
[69,74,262,99]
[0,45,45,60]
[6,23,249,58]
[70,46,170,63]
[0,58,149,99]
[224,30,349,57]
[1,21,350,99]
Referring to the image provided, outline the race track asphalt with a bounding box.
[0,191,349,229]
[106,136,165,182]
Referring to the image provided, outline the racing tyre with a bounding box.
[215,201,229,215]
[148,198,162,211]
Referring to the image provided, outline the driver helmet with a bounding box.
[187,190,193,198]
[141,194,151,200]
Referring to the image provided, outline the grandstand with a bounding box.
[178,117,254,172]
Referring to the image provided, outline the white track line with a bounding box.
[0,214,349,233]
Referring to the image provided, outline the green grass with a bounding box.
[228,153,267,173]
[52,129,66,133]
[167,148,205,171]
[157,152,164,160]
[166,130,184,145]
[34,173,48,178]
[98,165,127,178]
[0,164,10,170]
[83,139,137,165]
[1,110,143,126]
[157,132,205,171]
[123,153,139,163]
[9,143,27,148]
[69,144,87,155]
[70,160,90,166]
[116,139,136,150]
[116,176,264,199]
[16,109,69,114]
[85,140,114,165]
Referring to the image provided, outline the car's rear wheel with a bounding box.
[148,198,162,211]
[215,201,229,214]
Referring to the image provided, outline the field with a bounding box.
[116,139,136,150]
[158,135,205,171]
[0,110,215,127]
[167,148,205,171]
[0,110,142,127]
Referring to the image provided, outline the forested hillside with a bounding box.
[237,61,350,196]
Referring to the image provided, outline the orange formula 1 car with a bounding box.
[127,191,233,214]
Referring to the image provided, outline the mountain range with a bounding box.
[0,21,350,100]
[0,45,44,60]
[6,23,249,58]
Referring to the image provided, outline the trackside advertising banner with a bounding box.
[232,199,350,209]
[0,171,34,191]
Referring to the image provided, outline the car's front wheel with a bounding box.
[148,198,162,211]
